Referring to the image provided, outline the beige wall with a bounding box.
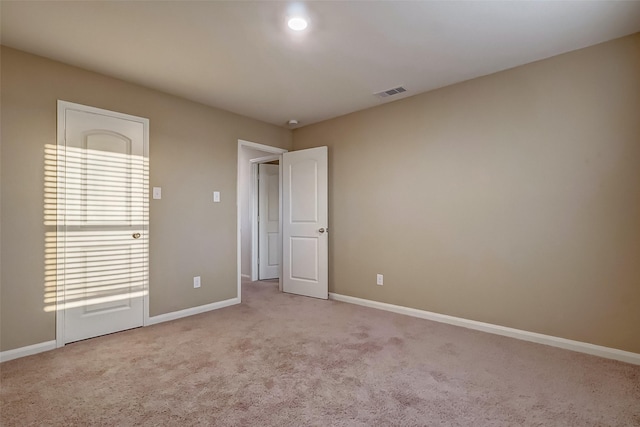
[293,34,640,353]
[0,47,292,352]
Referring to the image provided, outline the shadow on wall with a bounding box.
[43,144,149,314]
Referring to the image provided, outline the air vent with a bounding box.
[374,86,407,99]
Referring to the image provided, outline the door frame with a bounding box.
[56,100,150,348]
[237,140,287,296]
[251,155,281,281]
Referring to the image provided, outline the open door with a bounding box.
[282,146,328,299]
[258,163,280,280]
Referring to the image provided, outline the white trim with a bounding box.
[241,274,251,280]
[0,340,57,363]
[250,162,259,281]
[56,100,150,348]
[250,154,281,164]
[237,140,287,296]
[0,298,240,362]
[147,298,240,326]
[56,102,65,348]
[1,298,239,362]
[329,293,640,365]
[238,139,287,153]
[278,160,284,292]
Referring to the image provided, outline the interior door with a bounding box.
[282,146,328,299]
[258,163,280,280]
[60,102,148,344]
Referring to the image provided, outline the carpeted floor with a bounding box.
[1,280,639,426]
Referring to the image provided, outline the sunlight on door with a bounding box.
[43,143,149,313]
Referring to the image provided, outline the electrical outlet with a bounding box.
[193,276,201,288]
[376,274,383,286]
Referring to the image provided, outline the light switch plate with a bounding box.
[153,187,162,200]
[213,191,220,203]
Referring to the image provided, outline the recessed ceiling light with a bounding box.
[288,17,308,31]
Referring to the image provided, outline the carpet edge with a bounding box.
[329,293,640,365]
[0,340,57,363]
[1,298,241,363]
[146,297,241,326]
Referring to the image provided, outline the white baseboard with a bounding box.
[0,340,57,363]
[146,297,240,326]
[329,293,640,366]
[241,274,251,279]
[1,299,241,363]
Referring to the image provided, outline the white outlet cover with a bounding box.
[377,274,384,286]
[153,187,162,199]
[213,191,220,203]
[193,276,201,288]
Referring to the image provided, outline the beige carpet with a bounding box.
[1,280,639,426]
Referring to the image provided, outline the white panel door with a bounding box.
[258,163,280,280]
[282,146,328,299]
[60,102,148,344]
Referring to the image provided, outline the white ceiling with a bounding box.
[2,1,640,128]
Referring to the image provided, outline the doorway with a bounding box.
[237,140,287,291]
[237,140,329,300]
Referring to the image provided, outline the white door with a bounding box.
[282,146,328,299]
[59,101,148,344]
[258,163,280,280]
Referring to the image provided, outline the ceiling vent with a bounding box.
[374,86,407,99]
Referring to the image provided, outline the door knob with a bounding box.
[132,233,141,239]
[319,228,325,234]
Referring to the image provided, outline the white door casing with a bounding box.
[238,140,287,289]
[258,163,280,280]
[57,101,149,345]
[282,146,328,299]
